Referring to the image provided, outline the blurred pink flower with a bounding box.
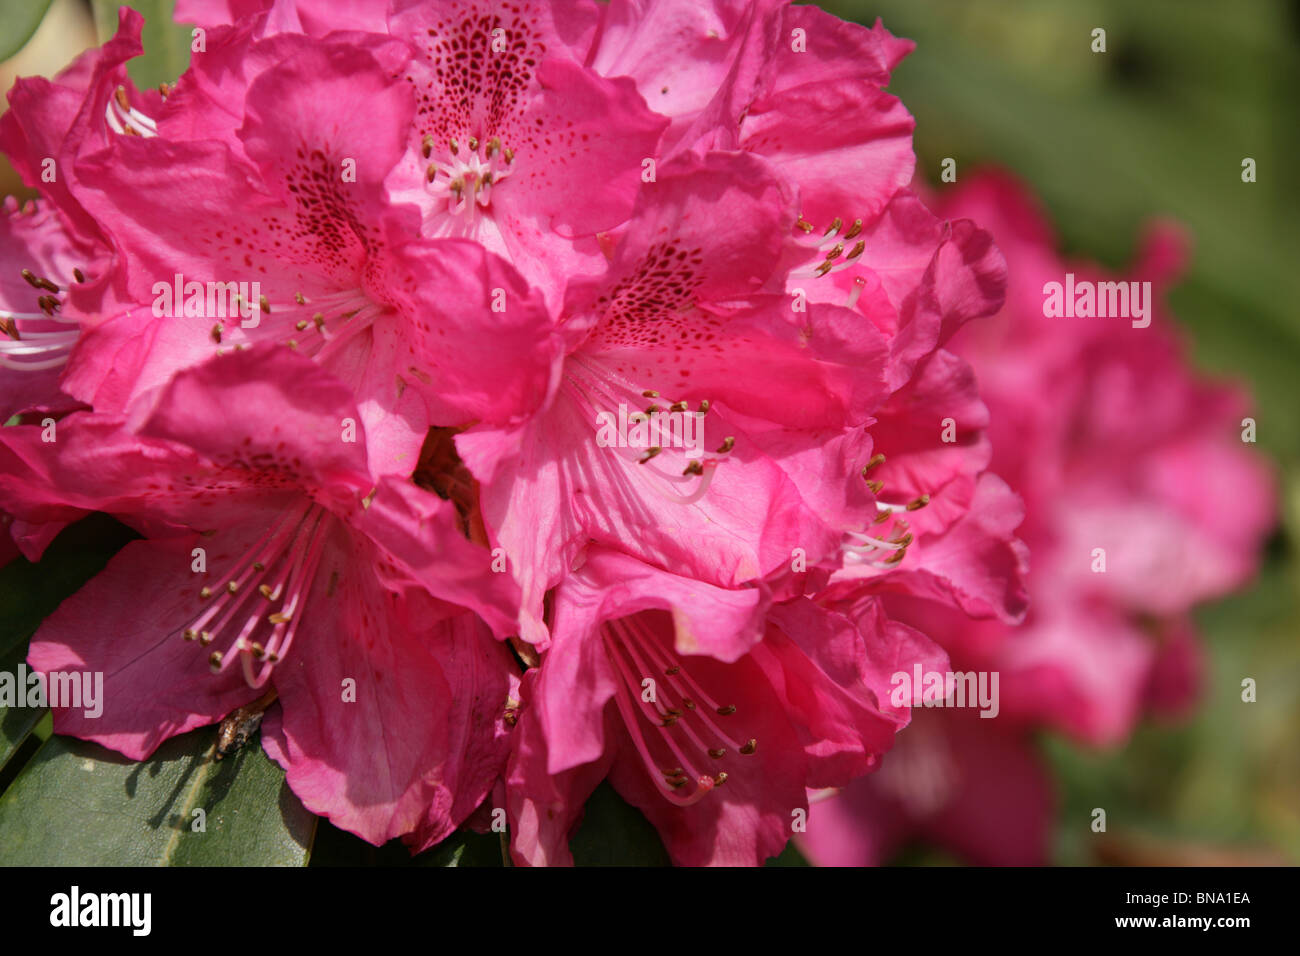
[801,170,1275,866]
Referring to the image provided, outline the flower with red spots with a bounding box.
[0,0,1049,869]
[0,345,520,847]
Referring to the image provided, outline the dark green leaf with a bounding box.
[570,782,671,866]
[0,728,316,866]
[0,0,55,62]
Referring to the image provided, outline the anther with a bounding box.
[226,580,239,594]
[426,164,437,183]
[639,447,662,463]
[866,479,883,494]
[421,134,434,158]
[708,748,726,759]
[716,704,736,716]
[906,494,930,511]
[199,586,212,600]
[294,292,306,305]
[682,460,704,477]
[740,738,757,755]
[114,86,130,110]
[73,268,85,283]
[862,453,886,473]
[211,324,223,343]
[208,651,224,671]
[844,219,863,240]
[716,436,734,453]
[259,295,270,315]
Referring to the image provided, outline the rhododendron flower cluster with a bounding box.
[799,171,1275,867]
[0,0,1120,867]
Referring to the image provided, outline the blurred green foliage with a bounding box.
[834,0,1300,864]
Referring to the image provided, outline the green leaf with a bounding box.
[0,728,316,866]
[413,828,504,867]
[0,0,55,62]
[91,0,192,89]
[569,782,671,865]
[0,514,135,773]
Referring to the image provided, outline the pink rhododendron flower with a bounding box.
[0,198,93,417]
[505,548,951,865]
[800,170,1275,866]
[0,346,519,847]
[487,6,1029,864]
[0,0,1048,869]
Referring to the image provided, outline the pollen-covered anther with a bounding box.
[740,738,757,755]
[180,502,330,688]
[423,130,517,218]
[865,478,883,494]
[105,85,157,138]
[716,436,735,454]
[639,446,662,463]
[605,617,759,807]
[907,494,931,511]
